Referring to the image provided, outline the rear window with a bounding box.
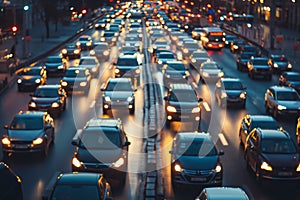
[117,58,138,66]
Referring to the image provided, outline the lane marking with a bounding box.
[218,133,229,146]
[202,102,211,112]
[89,100,96,108]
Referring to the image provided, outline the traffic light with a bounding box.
[81,9,87,14]
[11,26,18,33]
[208,14,213,23]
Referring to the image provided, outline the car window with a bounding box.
[106,81,131,91]
[167,64,185,70]
[223,81,243,90]
[51,185,99,200]
[253,59,268,65]
[10,117,43,130]
[65,69,86,77]
[261,139,297,154]
[276,91,299,101]
[79,130,121,149]
[34,88,58,97]
[177,141,217,156]
[169,90,197,102]
[287,75,300,81]
[47,57,61,63]
[80,59,97,65]
[117,58,138,66]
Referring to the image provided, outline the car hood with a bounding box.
[32,97,59,104]
[177,155,218,170]
[262,153,299,168]
[105,91,133,99]
[19,75,40,81]
[277,100,300,109]
[202,69,222,74]
[8,130,44,141]
[76,148,123,163]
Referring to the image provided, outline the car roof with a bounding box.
[269,85,296,92]
[283,71,300,76]
[37,84,61,89]
[257,128,290,140]
[85,118,121,128]
[176,132,212,142]
[251,57,268,60]
[14,111,46,118]
[56,173,102,185]
[203,187,249,200]
[118,55,137,59]
[170,83,193,90]
[166,60,184,65]
[246,115,276,122]
[220,77,241,83]
[107,78,131,84]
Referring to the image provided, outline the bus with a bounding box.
[200,27,226,50]
[227,13,254,28]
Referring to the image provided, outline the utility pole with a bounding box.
[270,0,276,50]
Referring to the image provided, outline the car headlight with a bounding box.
[80,82,87,87]
[288,63,292,69]
[296,163,300,172]
[240,92,246,99]
[89,50,95,55]
[32,137,44,145]
[113,157,125,168]
[74,49,80,54]
[91,67,97,72]
[202,72,209,77]
[17,79,22,84]
[215,164,222,173]
[218,72,224,77]
[29,102,36,108]
[225,41,229,44]
[35,79,41,84]
[183,48,189,54]
[57,65,64,69]
[165,74,170,78]
[135,68,140,74]
[174,163,183,172]
[261,161,272,171]
[87,42,92,46]
[221,91,227,99]
[62,49,67,54]
[158,60,162,64]
[61,81,68,87]
[103,50,109,56]
[104,96,111,102]
[233,45,238,49]
[112,38,117,42]
[277,105,286,110]
[167,106,177,113]
[2,137,11,145]
[115,68,120,74]
[192,107,200,113]
[274,63,279,68]
[191,58,196,63]
[127,96,133,102]
[72,157,82,168]
[76,42,80,46]
[100,38,105,42]
[51,102,60,108]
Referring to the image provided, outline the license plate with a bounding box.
[191,177,206,181]
[278,172,292,176]
[15,144,28,149]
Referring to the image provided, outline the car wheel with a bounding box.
[273,108,280,119]
[255,165,262,183]
[239,131,243,146]
[103,107,107,115]
[129,108,134,115]
[165,120,171,128]
[265,102,270,114]
[2,152,9,160]
[17,86,22,92]
[51,131,55,145]
[245,154,251,171]
[42,145,49,157]
[63,101,66,111]
[267,75,272,81]
[237,63,240,71]
[241,102,246,109]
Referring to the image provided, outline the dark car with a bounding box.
[94,19,107,30]
[28,85,67,118]
[60,67,91,95]
[61,43,81,59]
[99,78,136,115]
[240,45,261,57]
[230,39,247,54]
[224,34,237,48]
[44,56,67,77]
[196,187,249,200]
[1,111,55,157]
[215,77,247,108]
[90,42,110,62]
[199,61,224,84]
[0,162,23,200]
[170,132,224,188]
[71,118,130,187]
[247,57,272,80]
[100,30,117,46]
[114,55,141,80]
[164,83,202,130]
[279,71,300,93]
[76,35,93,50]
[155,51,176,71]
[239,114,280,146]
[162,61,189,86]
[48,173,112,200]
[244,128,300,182]
[16,66,47,92]
[268,54,293,73]
[78,56,100,78]
[236,52,253,72]
[264,85,300,119]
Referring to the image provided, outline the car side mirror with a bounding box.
[100,88,105,91]
[124,141,131,146]
[71,138,79,146]
[198,97,203,102]
[219,150,224,156]
[4,125,8,129]
[164,96,168,100]
[133,88,137,92]
[44,123,52,129]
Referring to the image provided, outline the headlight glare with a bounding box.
[2,137,10,145]
[72,157,82,168]
[113,157,125,168]
[167,106,177,113]
[261,161,272,171]
[33,137,43,145]
[51,102,60,108]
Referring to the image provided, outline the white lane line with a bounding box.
[202,102,211,112]
[89,100,96,108]
[218,133,229,146]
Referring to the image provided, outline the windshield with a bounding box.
[253,59,268,65]
[10,117,43,130]
[80,59,97,65]
[273,57,288,62]
[169,90,197,102]
[276,91,299,101]
[177,141,217,156]
[185,43,199,49]
[51,185,99,200]
[167,63,185,70]
[34,88,58,97]
[202,63,218,69]
[117,58,138,66]
[223,81,243,90]
[79,37,90,42]
[94,45,107,51]
[47,57,61,63]
[287,74,300,81]
[193,52,208,58]
[20,68,41,76]
[65,69,86,77]
[106,81,131,91]
[261,139,297,154]
[104,32,115,37]
[79,130,121,149]
[158,53,175,59]
[240,54,252,59]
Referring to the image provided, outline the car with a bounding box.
[48,172,112,200]
[230,39,247,54]
[215,77,247,108]
[170,132,223,188]
[268,54,293,73]
[60,67,91,95]
[181,41,200,58]
[28,85,67,118]
[94,19,107,30]
[0,162,23,200]
[155,51,177,71]
[151,39,171,54]
[78,56,100,78]
[195,187,249,200]
[76,35,93,50]
[189,50,210,71]
[89,42,110,62]
[240,45,261,57]
[44,56,67,77]
[279,71,300,94]
[99,78,136,115]
[162,61,189,86]
[164,83,202,129]
[124,35,142,50]
[114,55,141,80]
[239,114,280,146]
[224,34,237,48]
[244,128,300,182]
[191,27,205,40]
[236,52,253,72]
[247,57,272,80]
[199,61,224,84]
[100,30,118,46]
[61,43,81,59]
[264,85,300,119]
[1,111,55,158]
[16,66,47,92]
[71,118,130,187]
